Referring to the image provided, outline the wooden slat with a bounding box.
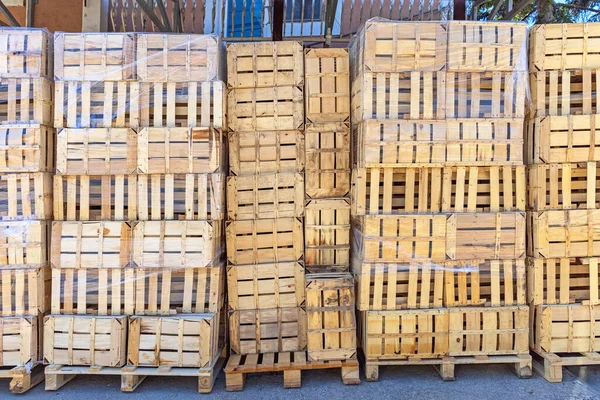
[0,316,38,367]
[0,220,48,267]
[0,28,52,78]
[0,173,52,220]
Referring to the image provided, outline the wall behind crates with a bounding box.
[0,0,83,32]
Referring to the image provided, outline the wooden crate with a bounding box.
[0,316,39,366]
[56,128,137,175]
[43,315,127,367]
[51,221,131,269]
[361,309,449,360]
[447,21,527,72]
[305,49,349,123]
[0,172,52,220]
[51,266,224,316]
[0,124,54,172]
[227,42,303,88]
[55,80,226,129]
[444,259,526,308]
[528,210,600,258]
[128,313,220,367]
[0,28,52,78]
[527,115,600,164]
[0,266,49,316]
[351,20,447,73]
[530,70,600,117]
[527,257,600,305]
[355,262,444,311]
[0,78,53,125]
[351,72,446,122]
[229,130,305,176]
[305,273,356,361]
[352,166,526,215]
[305,123,350,198]
[227,173,304,220]
[132,221,223,269]
[136,34,224,82]
[448,306,529,356]
[0,220,48,268]
[53,173,225,221]
[528,163,600,210]
[228,87,304,131]
[446,72,526,118]
[54,33,135,81]
[354,119,523,167]
[227,262,305,311]
[229,307,307,355]
[305,199,350,272]
[226,218,303,265]
[137,127,224,174]
[529,23,600,71]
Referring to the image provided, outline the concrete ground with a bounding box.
[3,363,600,399]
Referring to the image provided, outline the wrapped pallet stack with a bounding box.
[351,19,531,380]
[0,28,53,393]
[527,23,600,382]
[45,33,226,393]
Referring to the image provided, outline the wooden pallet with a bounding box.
[354,119,524,167]
[229,307,307,355]
[0,220,48,267]
[352,166,526,215]
[350,20,447,73]
[53,173,225,221]
[45,351,226,392]
[0,266,49,316]
[0,124,54,172]
[530,70,600,117]
[305,273,356,361]
[363,354,532,382]
[0,172,52,220]
[227,262,305,311]
[0,316,40,367]
[356,259,526,311]
[305,123,350,198]
[528,210,600,258]
[304,49,350,124]
[528,163,599,210]
[43,314,127,367]
[55,80,226,129]
[128,313,221,367]
[132,220,224,268]
[224,351,360,391]
[529,23,600,71]
[51,266,224,315]
[356,213,526,262]
[527,115,600,164]
[229,130,305,176]
[447,21,527,72]
[228,87,304,131]
[227,42,303,89]
[0,363,45,393]
[0,77,53,125]
[54,33,135,81]
[305,199,350,273]
[136,33,224,82]
[0,28,52,78]
[531,350,600,383]
[226,218,303,265]
[527,257,600,305]
[227,173,304,220]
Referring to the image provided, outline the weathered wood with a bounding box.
[305,199,350,272]
[305,49,349,124]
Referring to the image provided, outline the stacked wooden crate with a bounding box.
[527,23,600,382]
[45,33,226,393]
[0,28,53,393]
[350,20,531,380]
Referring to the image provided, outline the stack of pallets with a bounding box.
[527,22,600,382]
[45,33,226,393]
[0,27,53,393]
[351,20,531,380]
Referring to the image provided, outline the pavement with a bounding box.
[4,363,600,399]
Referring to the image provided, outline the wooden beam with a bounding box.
[0,0,20,27]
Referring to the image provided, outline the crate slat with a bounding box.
[305,49,349,124]
[0,220,48,268]
[0,124,54,172]
[0,266,49,316]
[53,173,224,221]
[0,77,53,125]
[305,199,350,272]
[531,70,600,117]
[306,123,350,198]
[0,28,52,78]
[0,172,52,220]
[0,316,39,366]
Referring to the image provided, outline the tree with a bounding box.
[470,0,600,23]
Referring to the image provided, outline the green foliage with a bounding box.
[471,0,600,23]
